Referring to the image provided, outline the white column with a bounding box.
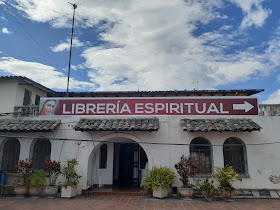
[212,145,224,169]
[19,138,33,160]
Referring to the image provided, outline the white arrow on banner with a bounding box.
[233,101,254,112]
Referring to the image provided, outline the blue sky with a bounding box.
[0,0,280,103]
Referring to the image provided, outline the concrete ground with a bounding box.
[0,196,280,210]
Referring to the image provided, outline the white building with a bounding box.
[0,76,280,196]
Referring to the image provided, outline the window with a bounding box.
[23,89,31,105]
[190,137,212,174]
[223,137,246,174]
[35,95,41,106]
[99,144,107,169]
[1,138,20,172]
[32,139,51,169]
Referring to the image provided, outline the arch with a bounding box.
[95,133,153,167]
[31,138,51,169]
[99,144,108,169]
[1,138,20,172]
[190,137,212,174]
[87,132,152,188]
[223,137,247,174]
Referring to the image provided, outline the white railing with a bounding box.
[259,104,280,116]
[13,106,39,117]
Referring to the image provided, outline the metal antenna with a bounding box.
[193,81,199,90]
[66,2,78,97]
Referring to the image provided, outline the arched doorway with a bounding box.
[88,136,149,189]
[1,138,20,173]
[31,138,51,169]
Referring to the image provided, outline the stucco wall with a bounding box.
[0,80,18,114]
[0,80,47,117]
[1,114,280,193]
[15,84,47,106]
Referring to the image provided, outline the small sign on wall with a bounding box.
[39,97,258,116]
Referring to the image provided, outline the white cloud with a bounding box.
[230,0,272,28]
[0,57,95,90]
[51,37,84,52]
[9,0,280,91]
[1,27,11,34]
[1,16,7,21]
[262,90,280,104]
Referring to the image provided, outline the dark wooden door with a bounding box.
[118,143,134,187]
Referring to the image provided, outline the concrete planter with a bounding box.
[153,187,168,198]
[61,186,77,198]
[179,188,193,198]
[29,187,43,197]
[44,186,59,198]
[14,186,28,196]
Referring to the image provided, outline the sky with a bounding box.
[0,0,279,103]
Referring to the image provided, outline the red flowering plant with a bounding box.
[174,155,198,188]
[43,159,61,186]
[15,159,33,186]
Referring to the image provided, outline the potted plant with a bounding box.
[43,159,61,198]
[142,166,175,198]
[28,170,47,197]
[211,165,238,200]
[14,159,33,196]
[174,155,197,199]
[61,158,81,198]
[196,178,215,201]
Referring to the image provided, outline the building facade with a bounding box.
[0,77,280,195]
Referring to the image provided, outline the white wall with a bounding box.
[0,80,47,117]
[1,114,280,193]
[15,84,47,106]
[0,81,18,114]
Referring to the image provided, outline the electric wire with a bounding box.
[0,134,279,147]
[1,2,64,72]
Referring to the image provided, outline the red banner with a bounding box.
[39,97,258,116]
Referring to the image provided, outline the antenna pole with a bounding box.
[66,3,77,97]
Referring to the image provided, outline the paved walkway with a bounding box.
[0,196,280,210]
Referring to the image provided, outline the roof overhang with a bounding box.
[0,119,61,132]
[180,118,261,132]
[74,118,159,132]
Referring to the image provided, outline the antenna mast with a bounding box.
[66,2,78,97]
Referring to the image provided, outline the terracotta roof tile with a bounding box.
[180,118,261,132]
[0,120,61,132]
[74,118,159,131]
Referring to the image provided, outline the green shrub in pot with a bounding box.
[61,158,81,198]
[28,170,47,197]
[142,166,175,198]
[211,165,239,199]
[196,178,215,200]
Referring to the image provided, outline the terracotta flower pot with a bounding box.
[29,187,43,197]
[205,194,214,201]
[14,186,28,196]
[179,188,193,198]
[222,190,234,199]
